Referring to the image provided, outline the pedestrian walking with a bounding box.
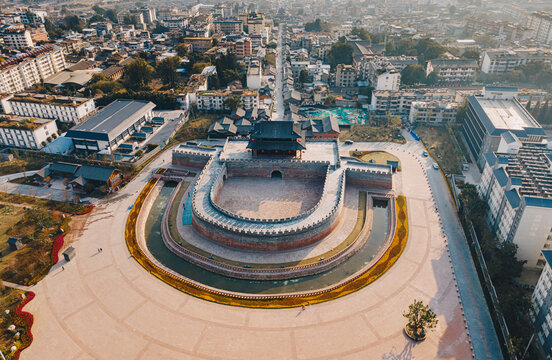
[302,304,305,310]
[62,266,65,271]
[98,248,100,253]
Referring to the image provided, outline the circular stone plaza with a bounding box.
[20,129,502,359]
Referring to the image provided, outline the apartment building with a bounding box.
[462,87,545,166]
[408,101,458,124]
[196,90,259,110]
[478,144,552,269]
[370,89,454,119]
[182,37,213,53]
[335,64,356,88]
[526,11,552,44]
[0,46,66,94]
[531,251,552,353]
[359,56,405,91]
[426,59,478,83]
[213,20,243,35]
[2,26,34,50]
[1,93,96,123]
[235,38,252,59]
[481,48,552,75]
[0,114,58,149]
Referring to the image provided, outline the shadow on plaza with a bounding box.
[381,332,416,360]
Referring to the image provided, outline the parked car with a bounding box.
[423,151,428,157]
[344,140,354,145]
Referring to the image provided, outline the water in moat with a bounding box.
[145,183,389,294]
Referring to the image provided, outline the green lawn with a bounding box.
[351,151,401,171]
[171,113,219,144]
[0,206,26,256]
[415,125,465,174]
[0,158,46,177]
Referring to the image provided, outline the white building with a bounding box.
[478,145,552,269]
[0,46,66,94]
[65,100,155,153]
[530,251,552,353]
[426,59,478,83]
[246,65,262,90]
[1,93,96,123]
[481,48,552,75]
[335,64,356,88]
[408,101,458,124]
[0,114,58,149]
[196,90,259,111]
[526,11,552,44]
[371,89,454,119]
[359,57,402,91]
[2,26,34,50]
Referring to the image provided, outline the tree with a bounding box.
[462,49,480,61]
[153,24,170,34]
[425,70,440,85]
[328,42,354,68]
[191,62,211,74]
[299,69,309,84]
[403,299,438,338]
[104,9,117,23]
[351,27,371,41]
[63,15,85,32]
[304,19,332,32]
[175,43,190,57]
[264,53,276,66]
[124,58,155,90]
[157,56,181,87]
[401,64,426,85]
[223,95,242,111]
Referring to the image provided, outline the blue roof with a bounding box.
[542,250,552,266]
[485,86,518,92]
[42,136,74,154]
[493,167,509,187]
[510,178,523,186]
[525,197,552,208]
[75,165,117,182]
[504,189,521,208]
[498,157,509,165]
[484,153,497,166]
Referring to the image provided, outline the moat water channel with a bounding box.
[145,182,390,294]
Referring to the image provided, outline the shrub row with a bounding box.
[12,291,35,360]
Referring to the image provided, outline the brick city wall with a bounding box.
[226,160,327,179]
[345,169,392,189]
[191,207,342,251]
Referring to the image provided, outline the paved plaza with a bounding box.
[20,138,500,360]
[215,177,323,219]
